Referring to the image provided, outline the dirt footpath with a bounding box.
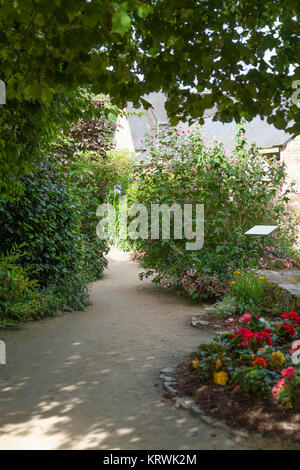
[0,248,274,450]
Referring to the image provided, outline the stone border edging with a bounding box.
[160,366,261,442]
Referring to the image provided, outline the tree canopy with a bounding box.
[1,1,300,129]
[0,0,300,142]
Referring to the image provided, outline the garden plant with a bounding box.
[179,310,300,441]
[126,124,299,302]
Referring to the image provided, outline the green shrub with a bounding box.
[0,88,102,201]
[127,124,298,300]
[229,270,266,314]
[0,245,40,326]
[0,157,107,317]
[0,158,87,286]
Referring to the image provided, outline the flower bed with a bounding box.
[177,311,300,443]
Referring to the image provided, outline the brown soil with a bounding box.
[176,361,300,445]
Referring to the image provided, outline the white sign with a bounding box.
[0,340,6,364]
[244,225,279,236]
[0,81,6,105]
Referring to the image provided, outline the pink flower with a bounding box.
[239,313,251,323]
[272,378,285,400]
[281,367,296,379]
[289,340,300,355]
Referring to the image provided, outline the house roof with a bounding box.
[126,92,293,154]
[126,92,168,151]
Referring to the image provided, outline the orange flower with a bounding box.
[252,357,267,368]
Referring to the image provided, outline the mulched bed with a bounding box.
[176,361,300,445]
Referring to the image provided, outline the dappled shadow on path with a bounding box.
[0,250,252,450]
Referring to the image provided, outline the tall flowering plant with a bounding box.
[128,124,298,299]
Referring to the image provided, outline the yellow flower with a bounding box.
[215,359,223,369]
[234,270,240,275]
[192,358,199,369]
[258,276,265,280]
[250,354,255,359]
[231,281,236,285]
[272,351,285,366]
[213,371,228,386]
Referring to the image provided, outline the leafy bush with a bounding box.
[0,245,40,326]
[52,95,117,161]
[0,158,85,285]
[0,157,106,318]
[127,124,298,300]
[0,88,102,201]
[0,91,123,326]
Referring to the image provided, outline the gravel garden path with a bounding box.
[0,248,276,450]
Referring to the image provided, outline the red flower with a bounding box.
[64,168,68,172]
[255,330,273,346]
[281,311,300,325]
[231,327,273,347]
[281,312,289,321]
[282,322,296,336]
[239,313,251,323]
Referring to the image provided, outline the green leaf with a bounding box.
[112,9,131,36]
[138,4,151,18]
[34,14,45,26]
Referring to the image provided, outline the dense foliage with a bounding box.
[0,89,102,200]
[1,0,300,191]
[0,246,40,327]
[0,93,133,326]
[1,1,300,130]
[53,96,117,161]
[127,125,299,301]
[0,156,108,326]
